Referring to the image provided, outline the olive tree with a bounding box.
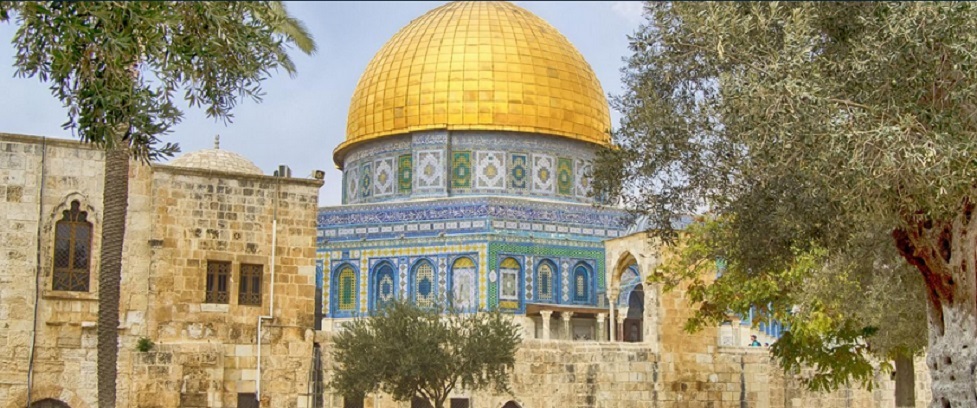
[593,3,977,406]
[330,301,521,408]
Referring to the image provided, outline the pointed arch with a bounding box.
[52,200,93,292]
[498,257,522,302]
[369,261,397,312]
[331,263,359,317]
[611,251,639,289]
[534,258,559,303]
[411,258,437,307]
[449,256,478,311]
[617,264,641,307]
[571,262,594,304]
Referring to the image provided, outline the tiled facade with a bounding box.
[340,131,601,205]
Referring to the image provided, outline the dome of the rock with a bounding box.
[336,1,611,164]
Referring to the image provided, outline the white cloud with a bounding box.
[611,1,645,26]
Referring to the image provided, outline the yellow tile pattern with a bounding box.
[339,1,611,157]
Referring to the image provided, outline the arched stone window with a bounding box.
[450,257,477,311]
[53,200,92,292]
[535,260,557,302]
[499,257,521,301]
[501,401,521,408]
[332,264,358,316]
[370,262,396,312]
[572,263,592,304]
[30,399,71,408]
[412,260,436,307]
[617,265,640,307]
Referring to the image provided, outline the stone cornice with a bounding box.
[0,132,323,187]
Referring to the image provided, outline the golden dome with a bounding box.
[337,1,611,161]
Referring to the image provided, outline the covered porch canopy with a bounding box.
[525,303,609,341]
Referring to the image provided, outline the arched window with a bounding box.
[535,260,557,302]
[450,257,477,311]
[30,399,71,408]
[53,200,92,292]
[572,264,592,304]
[334,265,358,314]
[499,257,520,301]
[412,260,436,307]
[371,263,396,312]
[617,265,640,307]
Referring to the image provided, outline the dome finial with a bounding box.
[214,134,221,150]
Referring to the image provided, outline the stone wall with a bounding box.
[0,133,323,408]
[1,134,106,408]
[322,337,929,408]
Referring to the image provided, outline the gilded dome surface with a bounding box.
[338,1,611,159]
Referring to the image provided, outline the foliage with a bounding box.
[1,3,315,407]
[135,337,154,353]
[658,217,926,391]
[592,2,973,391]
[330,301,521,408]
[0,1,316,160]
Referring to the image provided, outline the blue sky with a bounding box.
[0,1,646,205]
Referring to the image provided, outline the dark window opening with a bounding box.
[239,263,263,306]
[411,397,433,408]
[206,261,231,303]
[52,200,92,292]
[343,395,364,408]
[450,398,470,408]
[237,393,258,408]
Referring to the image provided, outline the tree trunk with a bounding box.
[97,148,129,408]
[893,201,977,408]
[894,354,916,407]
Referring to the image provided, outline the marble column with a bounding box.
[607,290,618,341]
[560,311,574,340]
[540,310,553,340]
[617,307,627,342]
[596,313,607,342]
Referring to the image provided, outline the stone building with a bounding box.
[0,133,323,408]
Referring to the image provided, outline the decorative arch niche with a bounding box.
[449,256,477,311]
[369,261,396,312]
[411,259,437,307]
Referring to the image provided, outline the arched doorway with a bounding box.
[623,284,644,342]
[30,399,71,408]
[501,401,521,408]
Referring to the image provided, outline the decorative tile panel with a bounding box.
[415,150,444,190]
[575,159,592,198]
[509,154,528,190]
[398,154,413,193]
[374,157,395,197]
[475,151,505,190]
[531,154,555,194]
[360,162,373,198]
[346,166,360,203]
[451,151,472,189]
[557,157,573,196]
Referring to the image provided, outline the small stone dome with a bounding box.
[168,135,263,175]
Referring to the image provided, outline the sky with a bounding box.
[0,1,647,206]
